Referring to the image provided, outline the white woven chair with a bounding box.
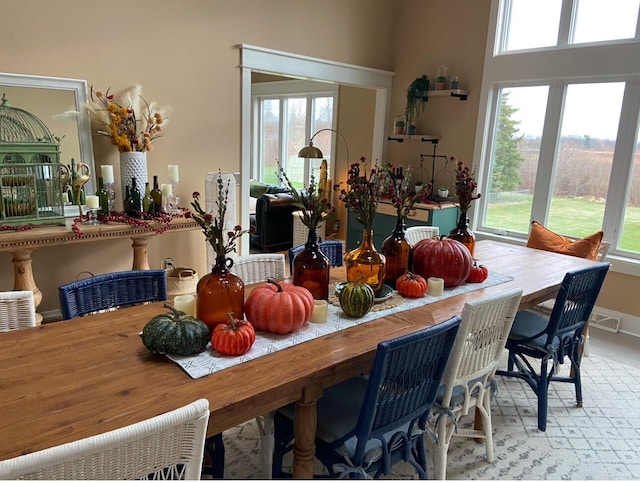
[228,252,286,478]
[229,253,286,284]
[0,290,36,332]
[430,288,523,480]
[0,398,209,480]
[405,225,439,246]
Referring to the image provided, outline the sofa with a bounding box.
[249,182,300,252]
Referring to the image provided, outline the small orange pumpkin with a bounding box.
[396,272,428,298]
[211,313,256,356]
[245,279,314,334]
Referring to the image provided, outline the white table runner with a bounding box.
[168,272,513,379]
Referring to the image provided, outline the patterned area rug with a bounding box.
[218,353,640,480]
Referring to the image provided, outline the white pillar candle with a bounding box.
[85,195,100,209]
[310,299,328,323]
[161,183,173,196]
[427,277,444,297]
[168,164,180,183]
[101,165,114,184]
[173,295,196,317]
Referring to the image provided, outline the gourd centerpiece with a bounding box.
[141,303,210,356]
[412,236,473,288]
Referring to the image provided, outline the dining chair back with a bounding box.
[272,316,462,479]
[288,239,344,276]
[227,252,286,478]
[229,253,286,284]
[497,262,610,431]
[58,270,167,320]
[405,225,439,246]
[0,290,36,332]
[431,288,523,480]
[0,398,210,480]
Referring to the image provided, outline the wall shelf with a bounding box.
[388,134,440,143]
[428,89,469,100]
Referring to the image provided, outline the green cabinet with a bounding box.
[346,201,459,250]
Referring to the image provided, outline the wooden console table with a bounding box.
[0,218,198,323]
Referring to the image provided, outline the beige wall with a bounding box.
[1,0,637,324]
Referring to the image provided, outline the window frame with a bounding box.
[473,0,640,275]
[251,79,338,187]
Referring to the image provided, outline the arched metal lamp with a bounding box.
[298,128,349,162]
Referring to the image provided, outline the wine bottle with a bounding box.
[130,177,142,217]
[143,182,154,214]
[96,177,109,216]
[123,185,132,216]
[150,175,163,215]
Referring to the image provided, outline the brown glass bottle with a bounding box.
[381,219,411,289]
[196,256,245,330]
[448,211,476,257]
[345,229,386,296]
[292,229,330,300]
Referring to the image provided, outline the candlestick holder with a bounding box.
[84,209,100,225]
[105,182,116,213]
[168,180,181,214]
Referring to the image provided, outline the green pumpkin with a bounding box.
[141,303,211,356]
[339,281,375,318]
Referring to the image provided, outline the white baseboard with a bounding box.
[591,306,640,338]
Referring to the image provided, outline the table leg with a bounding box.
[11,249,42,325]
[131,237,150,270]
[292,391,320,479]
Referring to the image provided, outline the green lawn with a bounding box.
[486,197,640,253]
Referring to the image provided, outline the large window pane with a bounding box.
[619,125,640,254]
[502,0,561,52]
[309,96,334,182]
[260,99,280,185]
[572,0,639,44]
[485,86,549,234]
[548,83,623,238]
[282,97,307,188]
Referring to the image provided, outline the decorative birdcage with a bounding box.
[0,93,65,226]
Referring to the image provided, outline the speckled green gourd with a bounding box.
[339,281,375,318]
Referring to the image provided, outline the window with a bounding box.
[476,0,640,263]
[252,80,337,188]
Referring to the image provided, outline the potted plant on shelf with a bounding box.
[393,115,406,134]
[438,186,449,198]
[405,74,430,129]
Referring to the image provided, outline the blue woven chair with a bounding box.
[58,270,168,320]
[272,316,461,479]
[497,262,610,431]
[288,239,344,276]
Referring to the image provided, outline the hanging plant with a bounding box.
[405,74,430,127]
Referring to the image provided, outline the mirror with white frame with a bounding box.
[0,73,96,216]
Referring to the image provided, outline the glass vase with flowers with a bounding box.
[448,157,481,256]
[335,157,386,296]
[188,172,250,330]
[279,161,335,300]
[380,164,428,288]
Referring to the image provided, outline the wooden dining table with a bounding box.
[0,240,598,478]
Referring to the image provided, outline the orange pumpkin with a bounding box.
[245,279,314,334]
[211,313,256,356]
[396,272,428,298]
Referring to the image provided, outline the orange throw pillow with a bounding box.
[526,221,603,261]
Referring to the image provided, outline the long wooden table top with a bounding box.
[0,240,597,460]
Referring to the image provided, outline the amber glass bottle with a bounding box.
[381,219,411,289]
[345,229,386,296]
[292,229,330,300]
[196,256,245,330]
[448,211,476,257]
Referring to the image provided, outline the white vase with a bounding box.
[119,151,148,197]
[438,189,449,198]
